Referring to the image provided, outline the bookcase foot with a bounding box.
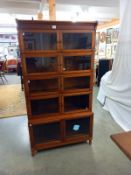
[31,148,37,156]
[89,139,92,145]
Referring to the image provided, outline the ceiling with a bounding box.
[0,0,120,26]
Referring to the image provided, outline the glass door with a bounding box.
[30,96,60,117]
[27,76,59,96]
[63,93,90,113]
[63,75,91,92]
[32,122,61,144]
[24,56,59,74]
[62,32,92,50]
[65,117,90,139]
[62,55,92,72]
[23,32,58,51]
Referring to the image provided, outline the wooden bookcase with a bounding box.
[17,20,97,155]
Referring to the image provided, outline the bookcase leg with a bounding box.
[31,148,37,156]
[89,139,92,145]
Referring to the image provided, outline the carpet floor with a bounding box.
[0,84,27,118]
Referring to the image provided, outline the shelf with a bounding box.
[29,111,93,125]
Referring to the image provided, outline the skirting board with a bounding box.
[111,131,131,160]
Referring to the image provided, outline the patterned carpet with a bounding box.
[0,84,27,118]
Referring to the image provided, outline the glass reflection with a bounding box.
[26,57,57,73]
[23,32,57,50]
[63,33,92,49]
[64,56,91,71]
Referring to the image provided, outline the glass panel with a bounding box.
[63,33,92,50]
[64,76,90,90]
[31,98,59,116]
[23,32,57,50]
[26,57,57,73]
[33,122,61,144]
[64,94,89,112]
[63,56,91,71]
[29,78,59,93]
[66,118,90,138]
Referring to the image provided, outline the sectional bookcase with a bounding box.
[17,20,97,155]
